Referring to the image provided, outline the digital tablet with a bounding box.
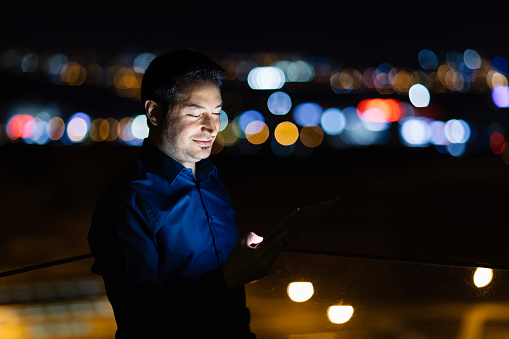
[257,196,340,246]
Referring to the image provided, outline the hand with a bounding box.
[222,231,289,289]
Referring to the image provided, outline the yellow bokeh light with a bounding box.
[245,121,269,145]
[287,282,314,302]
[211,133,225,154]
[61,61,86,86]
[105,118,119,141]
[89,118,104,142]
[473,267,493,288]
[119,117,134,141]
[219,121,240,146]
[327,305,354,324]
[274,121,299,146]
[46,117,65,141]
[300,126,324,148]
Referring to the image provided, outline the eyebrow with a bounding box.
[187,102,223,110]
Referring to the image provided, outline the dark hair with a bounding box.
[141,49,224,118]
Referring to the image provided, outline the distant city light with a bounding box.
[400,117,431,147]
[133,52,155,73]
[429,121,448,145]
[320,108,346,135]
[238,110,264,133]
[247,67,285,90]
[274,121,299,146]
[463,49,482,70]
[267,91,292,115]
[444,119,471,144]
[66,112,91,143]
[493,56,509,74]
[131,115,149,140]
[300,126,324,148]
[418,49,439,70]
[293,102,322,127]
[287,282,314,302]
[490,132,506,155]
[492,86,509,108]
[245,121,269,145]
[409,84,431,107]
[219,110,229,132]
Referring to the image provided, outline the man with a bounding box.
[88,49,288,338]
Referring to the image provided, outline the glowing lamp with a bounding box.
[327,305,354,324]
[474,267,493,288]
[287,282,314,302]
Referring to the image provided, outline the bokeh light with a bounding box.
[357,98,402,123]
[287,282,314,302]
[6,114,33,140]
[274,121,299,146]
[490,132,506,154]
[247,67,285,90]
[66,112,91,143]
[293,102,323,127]
[444,119,471,144]
[400,117,431,147]
[463,49,482,70]
[492,86,509,108]
[219,120,241,146]
[219,110,229,132]
[47,117,65,141]
[418,49,439,70]
[300,126,324,148]
[238,110,264,133]
[267,91,292,115]
[245,121,269,145]
[320,108,346,135]
[409,84,431,107]
[493,56,509,74]
[131,115,149,140]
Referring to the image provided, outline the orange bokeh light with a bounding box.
[357,98,402,123]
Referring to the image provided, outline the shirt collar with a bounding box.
[140,139,217,185]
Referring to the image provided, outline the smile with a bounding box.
[193,139,214,146]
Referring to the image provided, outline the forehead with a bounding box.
[178,80,222,106]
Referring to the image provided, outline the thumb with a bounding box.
[241,232,265,248]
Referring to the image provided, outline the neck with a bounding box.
[147,133,196,175]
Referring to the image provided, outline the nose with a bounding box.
[202,113,218,134]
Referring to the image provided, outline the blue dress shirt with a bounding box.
[88,140,252,338]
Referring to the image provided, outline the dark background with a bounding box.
[1,2,508,273]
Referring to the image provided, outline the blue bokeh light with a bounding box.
[238,110,264,132]
[293,102,323,127]
[320,108,346,135]
[418,49,439,69]
[267,91,292,115]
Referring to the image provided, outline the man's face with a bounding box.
[159,80,222,169]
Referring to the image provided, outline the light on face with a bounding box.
[474,267,493,288]
[327,305,354,324]
[287,282,314,302]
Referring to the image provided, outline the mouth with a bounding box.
[193,139,214,147]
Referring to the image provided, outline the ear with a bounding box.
[145,100,161,127]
